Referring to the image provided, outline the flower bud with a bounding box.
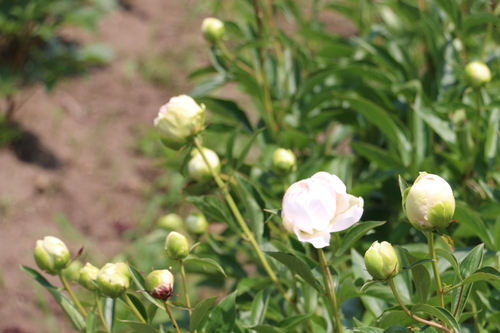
[201,18,225,44]
[97,263,130,298]
[62,260,83,283]
[364,241,399,280]
[188,148,220,182]
[34,236,70,275]
[404,172,455,232]
[145,269,174,300]
[114,262,131,280]
[154,95,205,150]
[186,212,208,234]
[157,213,183,231]
[272,148,296,176]
[79,262,100,291]
[465,61,491,89]
[165,232,190,260]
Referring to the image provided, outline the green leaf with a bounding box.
[183,255,227,277]
[86,310,96,333]
[250,288,271,326]
[21,265,86,332]
[453,201,494,249]
[335,221,386,256]
[233,175,265,244]
[413,103,456,145]
[245,325,286,333]
[125,292,148,323]
[462,13,500,33]
[402,251,431,304]
[410,305,460,333]
[196,97,253,133]
[276,313,313,330]
[351,142,406,171]
[266,252,320,291]
[119,320,160,333]
[383,325,409,333]
[127,264,165,310]
[147,303,158,324]
[353,328,384,333]
[190,295,219,333]
[495,215,500,251]
[484,107,499,168]
[235,127,265,171]
[187,196,239,232]
[204,290,237,333]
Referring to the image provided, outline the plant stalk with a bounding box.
[426,232,444,308]
[122,293,146,324]
[59,273,87,317]
[164,301,182,333]
[387,279,452,333]
[318,248,343,333]
[179,260,192,316]
[95,293,111,333]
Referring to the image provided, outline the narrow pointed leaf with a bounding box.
[204,290,237,333]
[336,221,386,256]
[266,252,320,291]
[410,305,460,333]
[183,255,227,277]
[190,295,219,333]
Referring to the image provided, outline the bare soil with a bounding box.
[0,1,203,331]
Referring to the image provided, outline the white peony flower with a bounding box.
[281,172,364,248]
[154,95,205,150]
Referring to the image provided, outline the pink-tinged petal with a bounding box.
[295,227,331,248]
[328,195,364,232]
[335,192,350,214]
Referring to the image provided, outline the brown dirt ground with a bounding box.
[0,1,204,331]
[0,1,355,331]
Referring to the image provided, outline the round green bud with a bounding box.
[465,61,491,89]
[201,18,225,44]
[364,241,399,280]
[405,172,455,232]
[62,260,83,283]
[79,262,100,291]
[272,148,297,176]
[188,148,220,183]
[186,212,208,234]
[165,232,190,260]
[97,263,130,298]
[154,95,205,150]
[157,213,184,231]
[145,269,174,300]
[114,262,131,280]
[34,236,71,275]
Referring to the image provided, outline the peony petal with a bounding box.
[295,226,331,248]
[328,195,364,232]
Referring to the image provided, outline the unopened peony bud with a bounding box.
[188,148,220,182]
[282,172,364,248]
[157,213,183,231]
[465,61,491,89]
[97,263,130,298]
[364,241,399,280]
[145,269,174,300]
[79,262,100,291]
[186,212,208,234]
[34,236,70,275]
[165,232,190,260]
[201,18,225,44]
[114,262,131,280]
[154,95,205,150]
[404,172,455,232]
[62,260,83,283]
[272,148,296,176]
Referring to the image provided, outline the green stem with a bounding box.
[164,301,182,333]
[216,40,254,75]
[318,248,343,333]
[426,232,444,308]
[122,293,146,324]
[387,279,452,333]
[179,260,192,316]
[95,293,111,333]
[59,273,87,317]
[193,137,313,332]
[481,24,492,60]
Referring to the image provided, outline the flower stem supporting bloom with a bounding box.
[164,301,182,333]
[193,137,313,332]
[387,279,451,333]
[179,260,192,316]
[318,248,343,333]
[95,293,111,333]
[122,293,146,324]
[426,232,444,308]
[59,273,87,318]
